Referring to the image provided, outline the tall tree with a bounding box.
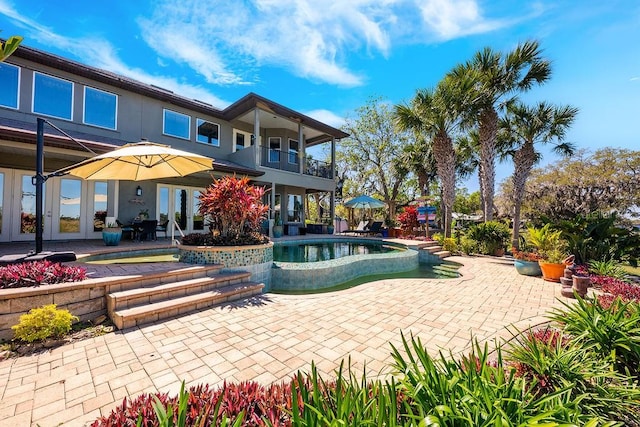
[501,101,578,248]
[516,148,640,222]
[338,97,411,220]
[451,40,551,222]
[395,77,470,237]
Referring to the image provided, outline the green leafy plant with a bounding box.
[466,220,510,255]
[527,224,568,263]
[196,175,270,246]
[441,237,457,253]
[0,33,22,62]
[588,260,629,281]
[549,296,640,381]
[458,235,477,254]
[12,304,78,343]
[553,212,640,266]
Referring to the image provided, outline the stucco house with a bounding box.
[0,43,347,243]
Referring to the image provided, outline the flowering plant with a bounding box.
[397,206,419,231]
[511,248,542,262]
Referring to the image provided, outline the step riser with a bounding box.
[107,274,250,312]
[112,284,264,330]
[108,265,223,293]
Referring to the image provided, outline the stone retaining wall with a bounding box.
[0,278,112,342]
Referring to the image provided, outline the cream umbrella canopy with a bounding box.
[56,141,213,181]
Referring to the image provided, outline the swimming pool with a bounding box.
[273,241,401,262]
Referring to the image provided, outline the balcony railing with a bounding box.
[260,146,333,179]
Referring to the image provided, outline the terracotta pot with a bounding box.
[538,261,565,282]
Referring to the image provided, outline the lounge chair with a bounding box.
[366,221,384,236]
[343,220,371,235]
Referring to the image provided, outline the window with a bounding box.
[163,109,190,139]
[84,87,117,129]
[0,63,19,109]
[288,139,299,164]
[59,179,81,233]
[93,182,108,231]
[196,118,220,146]
[33,72,73,120]
[287,194,303,222]
[268,137,281,162]
[233,129,253,152]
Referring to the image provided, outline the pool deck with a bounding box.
[0,238,568,426]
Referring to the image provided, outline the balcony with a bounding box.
[260,146,333,179]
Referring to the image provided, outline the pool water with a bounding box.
[273,241,400,263]
[272,262,460,295]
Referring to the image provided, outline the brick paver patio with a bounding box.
[0,240,567,426]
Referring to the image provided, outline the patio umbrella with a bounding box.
[343,195,386,223]
[55,141,213,181]
[343,195,386,209]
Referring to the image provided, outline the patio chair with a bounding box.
[115,219,135,240]
[156,220,169,239]
[138,219,158,241]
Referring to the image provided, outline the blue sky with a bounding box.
[1,0,638,192]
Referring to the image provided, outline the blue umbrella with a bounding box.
[343,195,386,209]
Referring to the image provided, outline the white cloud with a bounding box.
[304,109,346,129]
[415,0,510,40]
[138,0,519,87]
[631,76,640,81]
[0,0,231,107]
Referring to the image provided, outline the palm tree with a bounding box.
[450,40,552,222]
[394,77,471,237]
[0,34,23,62]
[501,101,578,249]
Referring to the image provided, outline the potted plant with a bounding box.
[527,224,568,282]
[272,218,283,238]
[102,222,122,246]
[138,208,149,220]
[325,218,334,235]
[512,248,542,276]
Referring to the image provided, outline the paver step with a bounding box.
[111,281,264,330]
[424,245,444,254]
[107,271,251,312]
[431,265,460,277]
[106,264,225,293]
[433,250,451,259]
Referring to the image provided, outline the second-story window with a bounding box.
[33,72,73,120]
[268,137,280,162]
[233,129,253,152]
[196,118,220,146]
[84,86,117,130]
[0,63,19,109]
[163,109,190,140]
[288,139,299,164]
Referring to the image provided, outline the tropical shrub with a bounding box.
[527,224,568,263]
[466,221,510,255]
[195,175,270,246]
[549,296,640,382]
[511,248,542,262]
[553,212,640,265]
[12,304,78,343]
[0,260,87,289]
[441,237,457,253]
[397,206,419,233]
[588,259,629,281]
[458,236,477,254]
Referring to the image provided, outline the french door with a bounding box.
[157,184,205,235]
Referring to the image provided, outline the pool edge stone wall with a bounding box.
[271,246,419,292]
[179,242,274,290]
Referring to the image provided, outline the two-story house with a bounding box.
[0,43,347,243]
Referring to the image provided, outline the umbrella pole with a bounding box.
[35,118,45,254]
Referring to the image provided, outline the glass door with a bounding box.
[0,170,8,242]
[52,177,84,240]
[13,172,51,242]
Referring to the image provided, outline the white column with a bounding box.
[298,123,304,174]
[254,109,261,166]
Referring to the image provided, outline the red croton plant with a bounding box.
[196,175,270,246]
[397,206,419,232]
